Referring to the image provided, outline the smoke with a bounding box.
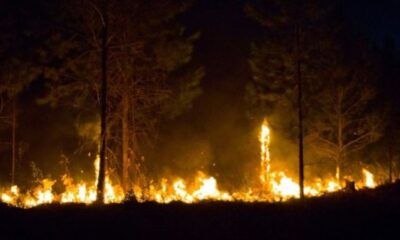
[145,126,214,180]
[76,118,100,143]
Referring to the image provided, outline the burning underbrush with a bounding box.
[0,119,380,208]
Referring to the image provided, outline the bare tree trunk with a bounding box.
[130,100,139,186]
[336,88,343,183]
[11,91,16,185]
[121,92,130,192]
[388,143,393,183]
[297,44,304,199]
[295,1,304,200]
[97,0,109,204]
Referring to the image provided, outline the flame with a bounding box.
[0,118,381,208]
[192,173,232,201]
[136,172,232,204]
[1,185,19,205]
[270,171,299,199]
[362,168,376,188]
[59,155,124,205]
[259,119,271,185]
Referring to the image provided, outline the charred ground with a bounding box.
[1,182,399,239]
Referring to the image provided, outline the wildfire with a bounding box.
[362,168,376,188]
[270,171,299,199]
[131,171,233,204]
[1,185,19,205]
[0,118,381,208]
[259,119,271,185]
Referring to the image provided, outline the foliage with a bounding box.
[245,0,333,136]
[246,0,384,178]
[306,56,384,178]
[33,0,203,186]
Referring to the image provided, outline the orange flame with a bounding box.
[0,118,380,208]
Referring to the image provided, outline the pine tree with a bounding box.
[247,0,384,183]
[246,0,333,198]
[36,0,203,200]
[0,1,44,184]
[306,53,383,181]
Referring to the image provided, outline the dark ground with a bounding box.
[1,183,400,239]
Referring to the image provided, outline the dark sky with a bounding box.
[346,0,400,47]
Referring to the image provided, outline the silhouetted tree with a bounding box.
[37,0,203,198]
[247,0,385,184]
[369,35,400,182]
[0,1,43,184]
[246,0,334,197]
[306,57,383,181]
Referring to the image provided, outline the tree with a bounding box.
[96,0,109,204]
[0,74,20,185]
[246,0,333,198]
[38,0,203,200]
[306,59,383,181]
[103,1,202,192]
[0,1,43,184]
[247,0,384,184]
[366,35,400,183]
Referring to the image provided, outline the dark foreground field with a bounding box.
[1,183,400,239]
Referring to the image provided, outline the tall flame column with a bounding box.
[259,119,271,188]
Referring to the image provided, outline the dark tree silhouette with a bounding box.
[35,0,203,200]
[246,0,333,198]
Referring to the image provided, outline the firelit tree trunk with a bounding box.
[336,88,344,182]
[11,92,16,185]
[295,0,304,200]
[387,140,393,183]
[296,43,304,199]
[97,0,109,204]
[121,92,130,192]
[389,152,393,183]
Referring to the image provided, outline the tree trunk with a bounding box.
[11,92,16,185]
[121,92,130,192]
[297,42,304,199]
[388,143,393,183]
[295,1,304,200]
[336,87,343,183]
[96,0,109,204]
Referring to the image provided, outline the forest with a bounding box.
[0,0,399,207]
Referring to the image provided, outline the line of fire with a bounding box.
[0,119,379,207]
[0,0,399,211]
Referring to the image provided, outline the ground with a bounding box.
[1,182,400,239]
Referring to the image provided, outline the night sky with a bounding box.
[346,0,400,46]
